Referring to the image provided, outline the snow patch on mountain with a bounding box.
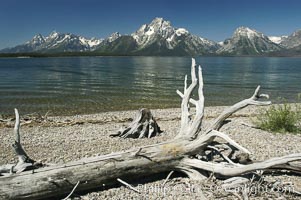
[218,41,224,46]
[269,36,282,44]
[79,37,103,47]
[53,35,70,46]
[107,32,121,42]
[175,28,188,36]
[268,36,288,44]
[88,38,103,47]
[166,34,174,42]
[145,27,155,36]
[79,37,88,45]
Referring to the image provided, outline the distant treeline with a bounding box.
[0,52,137,58]
[0,52,300,58]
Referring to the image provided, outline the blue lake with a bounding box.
[0,56,300,115]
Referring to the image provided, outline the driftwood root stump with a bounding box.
[110,108,162,138]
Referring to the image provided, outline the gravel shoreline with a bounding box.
[1,105,301,199]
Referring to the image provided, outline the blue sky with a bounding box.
[0,0,300,49]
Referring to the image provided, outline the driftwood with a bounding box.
[110,108,162,138]
[1,58,301,200]
[0,109,42,176]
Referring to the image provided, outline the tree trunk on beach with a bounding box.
[1,58,301,200]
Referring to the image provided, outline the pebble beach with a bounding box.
[1,105,301,199]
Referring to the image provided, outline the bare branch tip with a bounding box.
[255,85,261,93]
[191,58,196,65]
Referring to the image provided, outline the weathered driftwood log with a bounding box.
[110,108,162,138]
[1,58,301,200]
[0,109,41,176]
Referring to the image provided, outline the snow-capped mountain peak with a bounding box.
[29,34,45,45]
[149,17,171,29]
[130,17,220,54]
[292,29,301,37]
[49,31,59,39]
[279,29,301,48]
[234,26,264,39]
[217,26,282,55]
[3,18,300,56]
[0,17,220,55]
[5,31,104,53]
[150,17,164,24]
[32,34,44,40]
[108,32,121,42]
[131,18,175,46]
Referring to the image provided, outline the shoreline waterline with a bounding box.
[0,104,282,122]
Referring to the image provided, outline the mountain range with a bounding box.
[1,17,301,56]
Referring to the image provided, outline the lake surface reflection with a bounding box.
[0,56,300,115]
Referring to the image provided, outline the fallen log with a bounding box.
[1,58,301,200]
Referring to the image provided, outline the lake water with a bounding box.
[0,56,300,116]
